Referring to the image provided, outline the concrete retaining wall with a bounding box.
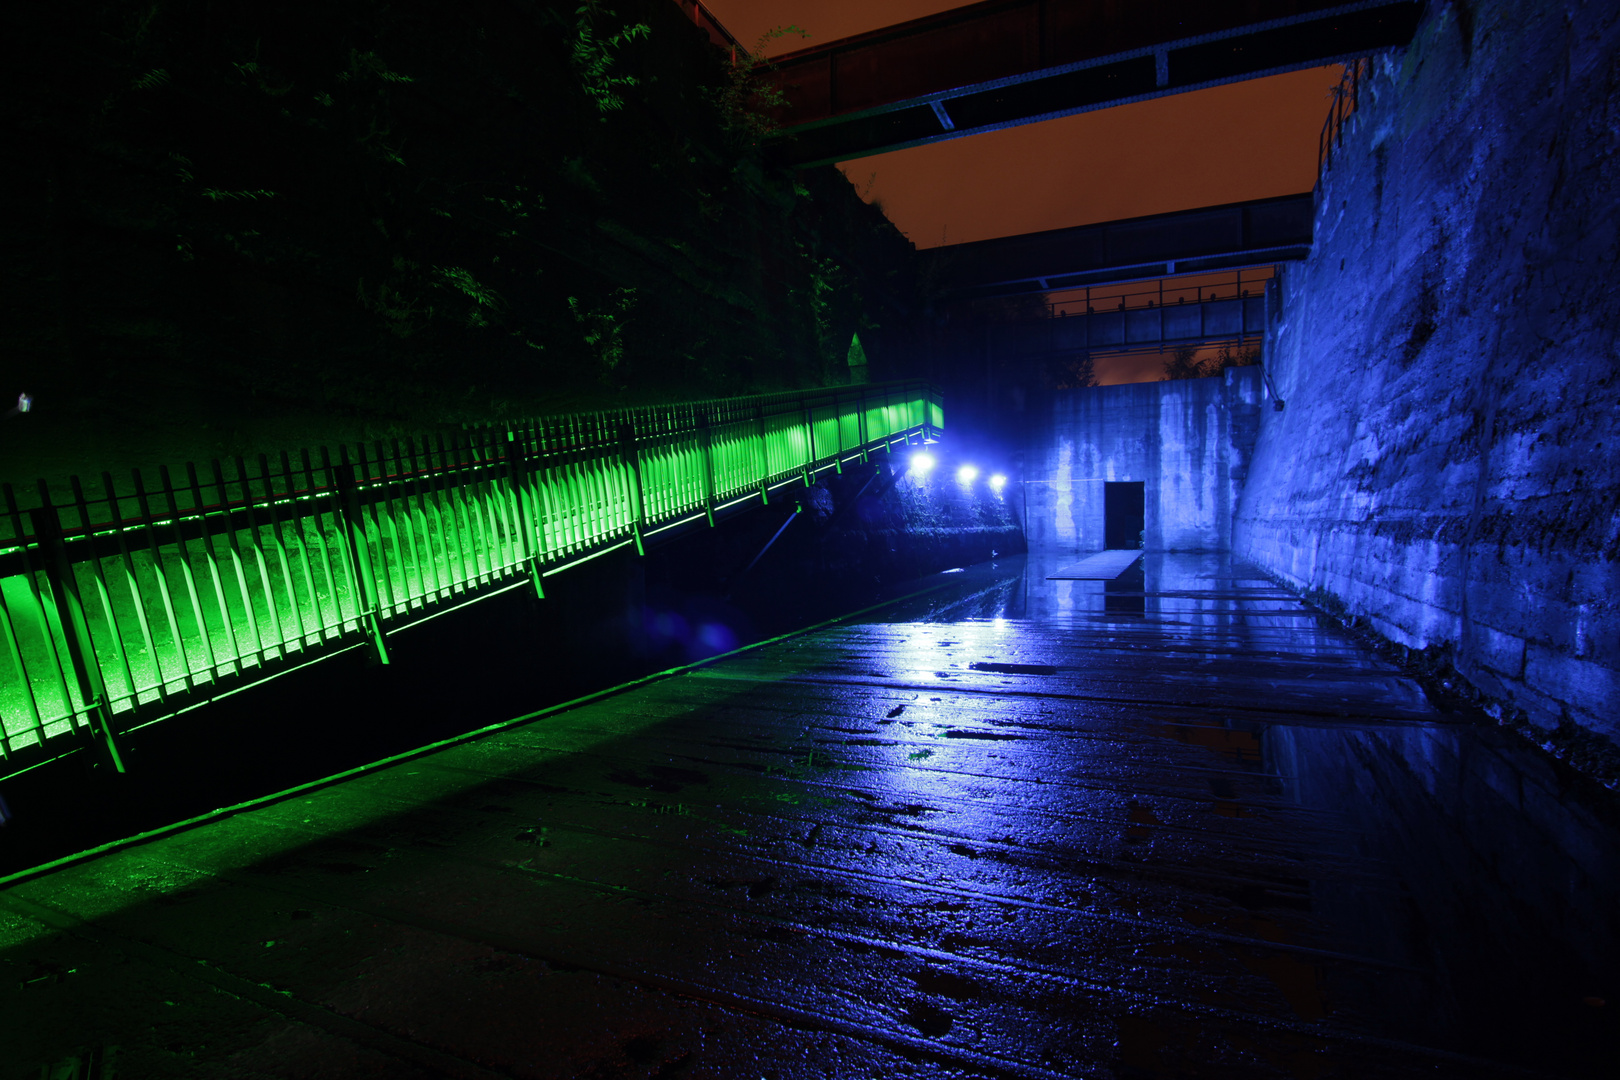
[1234,0,1620,741]
[1025,366,1263,552]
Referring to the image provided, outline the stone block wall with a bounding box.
[1025,366,1263,552]
[1235,0,1620,741]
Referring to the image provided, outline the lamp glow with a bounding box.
[909,450,936,474]
[956,464,979,484]
[989,473,1007,492]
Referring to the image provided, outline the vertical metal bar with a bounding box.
[802,400,816,486]
[436,435,473,589]
[0,549,48,753]
[505,428,546,599]
[423,436,459,595]
[187,462,243,674]
[391,439,427,607]
[230,456,283,659]
[320,446,358,625]
[485,433,511,577]
[130,470,190,693]
[354,444,399,616]
[374,441,411,610]
[101,472,164,706]
[332,445,389,665]
[259,454,308,650]
[207,457,265,663]
[697,412,717,527]
[618,422,646,556]
[857,386,870,462]
[160,465,222,682]
[463,434,494,583]
[69,476,135,714]
[30,493,124,772]
[405,437,445,603]
[294,450,338,637]
[4,484,76,734]
[301,449,345,634]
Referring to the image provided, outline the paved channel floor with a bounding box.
[2,554,1616,1079]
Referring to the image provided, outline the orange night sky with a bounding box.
[700,1,1342,249]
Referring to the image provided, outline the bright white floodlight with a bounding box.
[909,450,936,474]
[989,473,1007,492]
[956,464,979,484]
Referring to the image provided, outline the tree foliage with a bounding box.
[1,0,919,483]
[1160,342,1260,380]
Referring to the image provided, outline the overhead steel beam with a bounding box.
[764,0,1424,166]
[921,192,1315,300]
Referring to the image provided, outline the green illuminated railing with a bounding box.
[0,380,943,775]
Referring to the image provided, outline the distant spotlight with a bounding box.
[956,464,979,484]
[988,473,1007,492]
[909,450,936,474]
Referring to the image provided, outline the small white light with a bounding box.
[909,450,936,474]
[988,473,1007,492]
[956,464,978,484]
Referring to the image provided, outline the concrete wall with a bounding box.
[1235,0,1620,742]
[1025,366,1262,552]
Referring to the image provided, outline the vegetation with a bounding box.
[1160,342,1260,380]
[2,0,920,491]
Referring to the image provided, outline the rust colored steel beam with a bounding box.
[764,0,1424,166]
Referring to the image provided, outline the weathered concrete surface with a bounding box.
[3,556,1615,1078]
[1235,0,1620,743]
[1026,367,1263,552]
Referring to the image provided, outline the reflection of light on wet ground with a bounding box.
[2,553,1615,1078]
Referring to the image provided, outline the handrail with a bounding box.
[0,380,943,775]
[1318,57,1371,181]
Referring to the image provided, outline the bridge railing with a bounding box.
[0,380,942,776]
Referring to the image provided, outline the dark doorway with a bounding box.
[1104,481,1145,549]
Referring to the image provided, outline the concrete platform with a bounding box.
[1047,549,1145,579]
[2,555,1615,1078]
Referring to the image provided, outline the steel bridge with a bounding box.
[762,0,1424,166]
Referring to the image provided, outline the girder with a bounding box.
[922,192,1314,300]
[764,0,1424,166]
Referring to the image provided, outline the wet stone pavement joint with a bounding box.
[1,555,1615,1079]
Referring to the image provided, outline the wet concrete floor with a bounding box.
[1,554,1616,1078]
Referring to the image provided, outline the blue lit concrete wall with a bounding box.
[1024,367,1263,552]
[1235,0,1620,740]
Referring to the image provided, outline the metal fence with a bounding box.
[1318,57,1371,179]
[0,380,943,777]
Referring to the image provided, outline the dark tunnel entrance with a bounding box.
[1104,481,1145,549]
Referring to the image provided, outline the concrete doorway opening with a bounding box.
[1104,482,1145,549]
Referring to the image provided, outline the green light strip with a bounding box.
[0,382,943,765]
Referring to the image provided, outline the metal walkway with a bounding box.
[0,381,942,779]
[3,554,1613,1078]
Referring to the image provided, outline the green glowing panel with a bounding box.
[0,381,942,766]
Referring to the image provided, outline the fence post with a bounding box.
[331,446,390,666]
[698,412,716,527]
[802,399,816,487]
[830,392,844,475]
[618,422,647,556]
[29,495,126,774]
[506,429,546,600]
[857,386,870,463]
[756,403,770,506]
